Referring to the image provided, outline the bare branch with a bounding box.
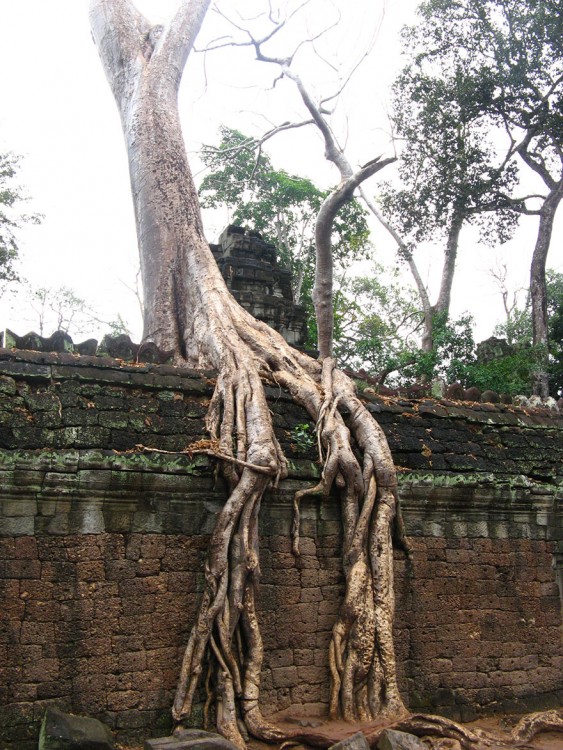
[358,186,433,320]
[200,118,315,162]
[319,25,378,108]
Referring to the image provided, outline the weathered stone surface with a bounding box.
[210,225,307,347]
[329,731,370,750]
[38,706,114,749]
[145,729,240,750]
[0,350,561,749]
[377,729,426,750]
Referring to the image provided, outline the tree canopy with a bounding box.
[395,0,563,394]
[200,127,371,329]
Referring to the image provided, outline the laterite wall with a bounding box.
[0,349,561,748]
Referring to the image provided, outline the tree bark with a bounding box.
[90,2,408,744]
[530,185,563,396]
[434,210,464,323]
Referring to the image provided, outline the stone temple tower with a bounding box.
[210,225,308,347]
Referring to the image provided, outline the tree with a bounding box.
[332,264,423,384]
[90,0,409,743]
[0,151,41,295]
[491,270,563,397]
[546,271,563,397]
[89,1,561,747]
[370,8,520,360]
[29,285,96,337]
[199,126,371,309]
[404,0,563,396]
[8,282,131,341]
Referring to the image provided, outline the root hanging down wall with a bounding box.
[0,349,561,748]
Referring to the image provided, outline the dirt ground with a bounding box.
[464,715,563,749]
[117,712,563,750]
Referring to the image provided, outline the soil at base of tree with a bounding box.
[116,711,563,750]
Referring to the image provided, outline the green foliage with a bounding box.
[289,422,315,453]
[333,263,423,383]
[0,152,41,295]
[407,271,562,397]
[397,312,477,386]
[199,127,371,327]
[489,271,563,396]
[107,314,132,337]
[494,306,533,346]
[408,0,563,196]
[465,348,541,396]
[380,2,522,255]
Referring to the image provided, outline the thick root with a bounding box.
[511,708,563,742]
[246,710,562,749]
[171,299,561,750]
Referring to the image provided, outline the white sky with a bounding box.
[0,0,561,344]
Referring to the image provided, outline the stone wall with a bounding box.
[0,349,561,748]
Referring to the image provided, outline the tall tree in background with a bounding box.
[400,0,563,395]
[371,11,520,360]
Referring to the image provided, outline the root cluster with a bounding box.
[170,301,561,750]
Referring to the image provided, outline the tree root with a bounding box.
[170,298,561,750]
[226,709,563,749]
[510,708,563,743]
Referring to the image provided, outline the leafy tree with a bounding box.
[374,7,520,357]
[0,152,41,294]
[492,270,563,396]
[332,264,423,383]
[405,0,563,395]
[416,272,563,398]
[200,127,371,313]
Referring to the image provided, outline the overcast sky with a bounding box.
[0,0,561,344]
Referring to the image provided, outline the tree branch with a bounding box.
[153,0,213,91]
[516,128,558,191]
[89,0,152,104]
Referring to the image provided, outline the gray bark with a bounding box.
[90,0,213,359]
[530,186,563,396]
